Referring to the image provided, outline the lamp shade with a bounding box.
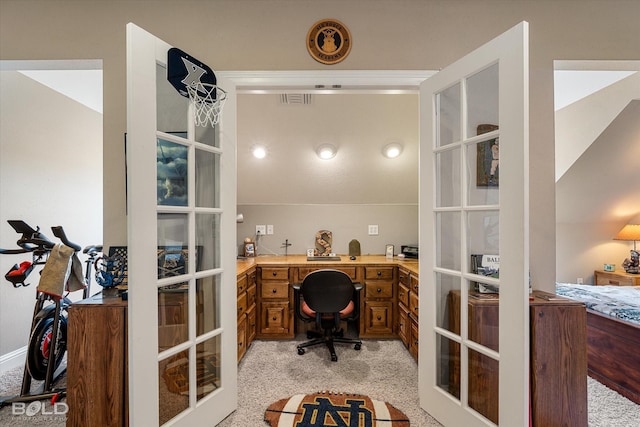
[614,224,640,241]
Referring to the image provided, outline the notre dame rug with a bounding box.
[264,391,410,426]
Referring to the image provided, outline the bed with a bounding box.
[555,283,640,404]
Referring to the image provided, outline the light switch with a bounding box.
[368,225,379,235]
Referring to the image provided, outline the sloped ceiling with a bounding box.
[556,99,640,224]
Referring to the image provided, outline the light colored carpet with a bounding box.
[218,338,441,426]
[2,339,640,426]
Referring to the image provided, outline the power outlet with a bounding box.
[256,225,266,235]
[266,225,274,235]
[368,225,379,236]
[577,277,583,284]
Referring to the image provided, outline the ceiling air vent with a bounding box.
[280,93,313,105]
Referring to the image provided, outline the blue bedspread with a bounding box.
[556,283,640,325]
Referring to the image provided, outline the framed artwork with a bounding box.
[476,124,499,187]
[476,138,499,187]
[243,242,256,257]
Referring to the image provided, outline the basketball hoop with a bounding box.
[186,82,227,127]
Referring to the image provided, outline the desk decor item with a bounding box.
[264,391,409,426]
[315,230,332,256]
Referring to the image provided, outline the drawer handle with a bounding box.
[272,317,277,321]
[238,307,243,313]
[377,315,382,321]
[272,288,277,293]
[399,291,404,297]
[272,271,277,276]
[377,288,382,293]
[377,271,382,276]
[239,341,243,347]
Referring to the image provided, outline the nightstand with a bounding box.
[594,270,640,286]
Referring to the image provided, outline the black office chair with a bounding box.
[293,269,362,361]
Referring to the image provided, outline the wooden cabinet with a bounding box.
[257,267,293,338]
[594,269,640,286]
[448,290,587,426]
[67,294,128,427]
[397,267,419,361]
[237,267,258,361]
[361,266,395,337]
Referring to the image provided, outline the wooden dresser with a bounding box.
[448,290,587,427]
[67,294,128,427]
[594,269,640,286]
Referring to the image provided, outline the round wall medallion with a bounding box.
[307,19,352,65]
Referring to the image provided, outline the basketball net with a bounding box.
[187,82,227,127]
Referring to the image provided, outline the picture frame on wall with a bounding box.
[244,242,256,257]
[476,124,499,188]
[476,138,500,187]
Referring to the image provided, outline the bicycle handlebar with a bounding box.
[51,226,82,251]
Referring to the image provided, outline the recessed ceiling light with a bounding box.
[316,144,337,160]
[252,145,267,159]
[383,142,403,159]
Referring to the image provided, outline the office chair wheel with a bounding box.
[331,353,338,362]
[297,347,306,355]
[354,343,361,351]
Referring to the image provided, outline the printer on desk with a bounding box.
[401,245,419,259]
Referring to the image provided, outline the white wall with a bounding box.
[0,71,102,365]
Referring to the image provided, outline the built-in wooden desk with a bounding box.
[237,255,418,340]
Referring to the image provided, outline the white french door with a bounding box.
[126,23,237,426]
[418,22,529,426]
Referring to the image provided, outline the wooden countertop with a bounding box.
[236,255,419,276]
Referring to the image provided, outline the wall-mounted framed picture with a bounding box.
[244,242,256,257]
[476,124,499,188]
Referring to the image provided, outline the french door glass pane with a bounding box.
[436,272,460,331]
[195,148,220,208]
[157,213,189,279]
[467,210,499,257]
[158,351,190,425]
[156,63,188,134]
[158,284,188,352]
[157,138,188,207]
[466,63,499,139]
[195,213,220,271]
[468,348,499,424]
[436,147,461,208]
[196,275,221,335]
[196,335,222,401]
[436,83,461,147]
[437,334,460,399]
[195,124,218,147]
[435,211,461,271]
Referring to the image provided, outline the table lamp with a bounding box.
[614,224,640,274]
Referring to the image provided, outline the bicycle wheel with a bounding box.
[26,314,68,381]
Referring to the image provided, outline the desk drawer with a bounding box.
[298,266,357,280]
[365,267,394,280]
[261,282,289,299]
[595,271,637,286]
[237,275,247,296]
[261,267,289,281]
[365,281,394,299]
[237,292,247,319]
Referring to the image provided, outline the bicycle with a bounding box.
[0,220,102,407]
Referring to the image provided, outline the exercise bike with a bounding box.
[0,220,102,407]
